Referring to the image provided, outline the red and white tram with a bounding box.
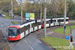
[8,17,69,41]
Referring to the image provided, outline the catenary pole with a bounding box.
[21,0,23,22]
[64,0,66,33]
[11,0,13,17]
[44,7,46,38]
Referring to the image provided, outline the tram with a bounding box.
[8,17,69,41]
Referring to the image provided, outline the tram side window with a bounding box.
[23,26,26,30]
[46,21,49,24]
[58,19,68,22]
[58,19,64,22]
[21,27,24,33]
[21,26,27,33]
[66,19,69,21]
[49,20,56,23]
[53,20,56,22]
[21,28,23,33]
[17,29,20,34]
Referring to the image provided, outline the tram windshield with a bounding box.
[8,28,17,36]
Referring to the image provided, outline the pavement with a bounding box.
[0,16,52,50]
[69,20,75,22]
[72,29,75,42]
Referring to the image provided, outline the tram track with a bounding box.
[0,19,20,50]
[0,18,34,50]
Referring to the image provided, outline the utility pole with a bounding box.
[11,0,13,17]
[44,7,46,38]
[64,0,66,33]
[21,0,23,22]
[40,4,42,20]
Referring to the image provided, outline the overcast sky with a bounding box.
[16,0,35,3]
[16,0,52,3]
[16,0,25,3]
[16,0,41,3]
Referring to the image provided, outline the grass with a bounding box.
[54,25,75,35]
[41,36,75,50]
[2,12,13,19]
[0,41,10,50]
[11,21,19,24]
[69,22,75,24]
[3,42,10,50]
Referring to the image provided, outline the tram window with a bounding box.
[13,29,17,34]
[46,21,49,24]
[8,28,17,35]
[21,28,22,33]
[21,27,24,32]
[66,19,69,21]
[53,20,56,22]
[58,19,64,22]
[24,26,26,30]
[17,29,20,34]
[58,19,68,22]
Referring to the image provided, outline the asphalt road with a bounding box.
[8,15,26,23]
[0,16,52,50]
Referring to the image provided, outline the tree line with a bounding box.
[0,0,75,19]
